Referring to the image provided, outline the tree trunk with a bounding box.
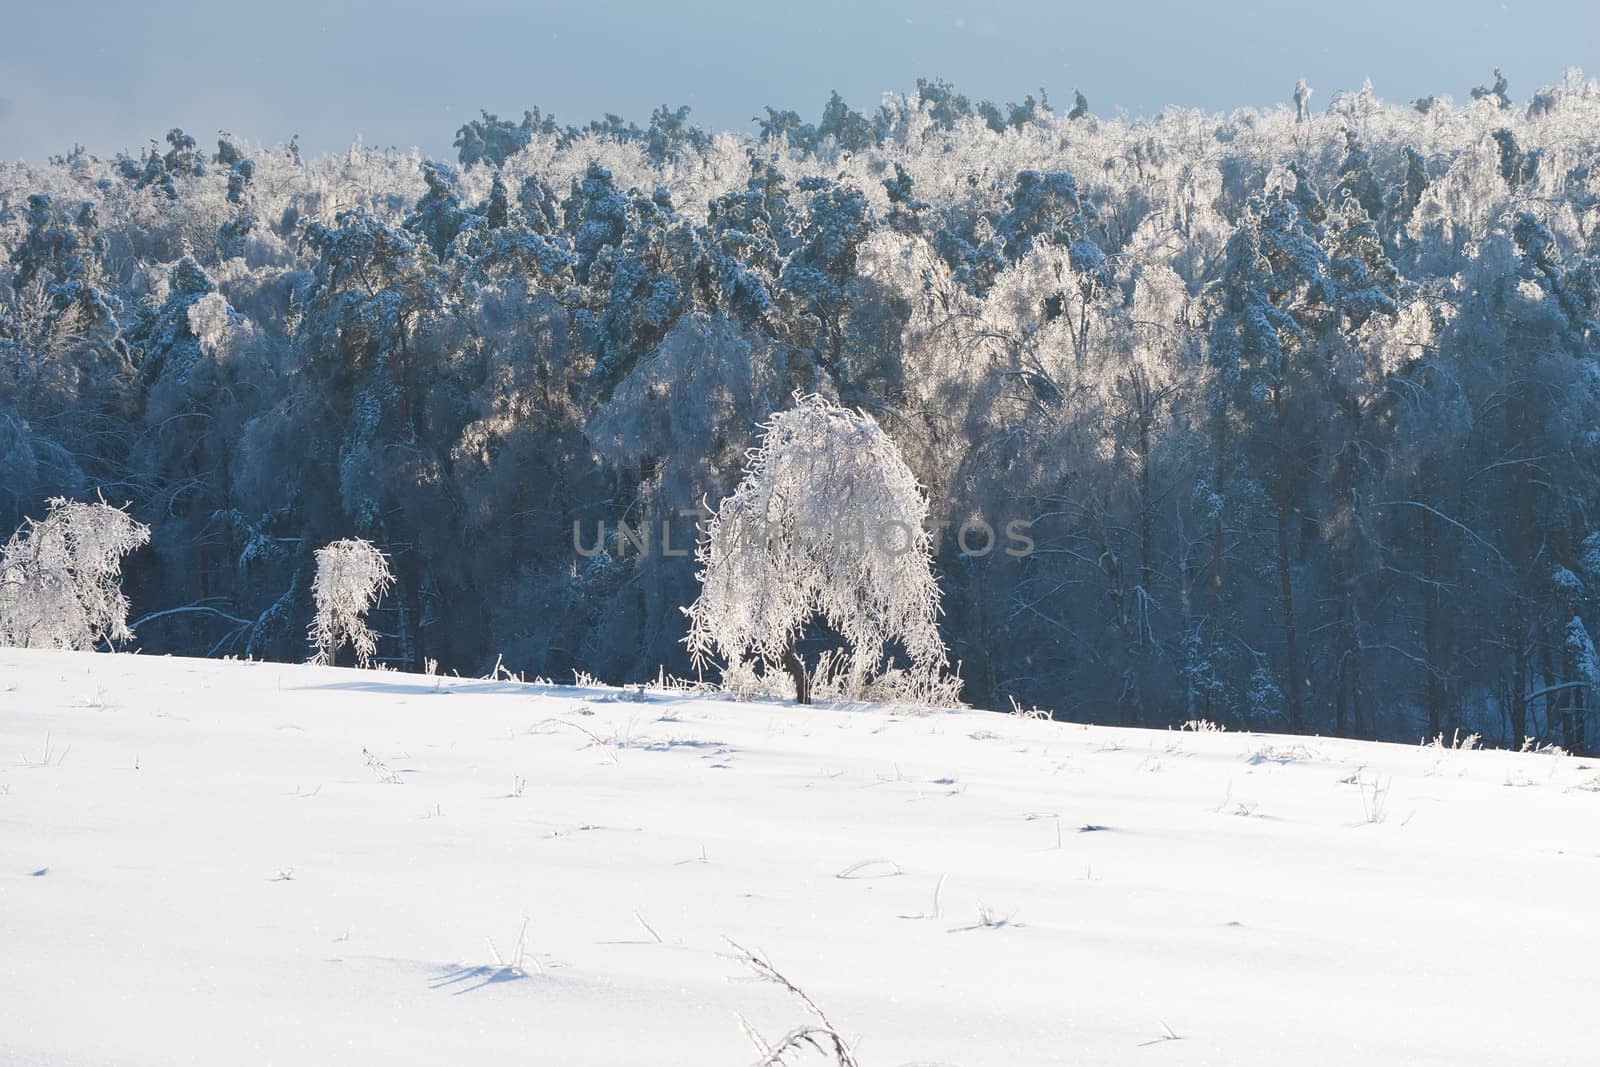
[1207,420,1227,724]
[1330,393,1373,741]
[1272,379,1304,732]
[1559,637,1578,754]
[1510,629,1529,746]
[1422,502,1443,739]
[1333,649,1348,736]
[1506,377,1535,747]
[1542,639,1560,751]
[396,549,423,673]
[783,645,811,705]
[1351,619,1373,740]
[1573,675,1588,756]
[1133,402,1154,725]
[1333,545,1351,737]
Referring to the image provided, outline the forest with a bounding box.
[4,70,1600,752]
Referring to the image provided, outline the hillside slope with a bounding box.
[1,649,1596,1065]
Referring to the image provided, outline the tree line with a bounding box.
[5,72,1600,751]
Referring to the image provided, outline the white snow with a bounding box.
[1,648,1596,1066]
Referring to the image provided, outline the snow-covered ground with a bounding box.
[1,649,1596,1066]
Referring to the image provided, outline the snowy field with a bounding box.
[1,648,1597,1066]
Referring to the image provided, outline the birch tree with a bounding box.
[0,498,150,651]
[685,394,952,704]
[308,538,394,668]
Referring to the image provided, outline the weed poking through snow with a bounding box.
[362,748,403,784]
[835,858,903,879]
[18,732,69,768]
[1360,775,1391,824]
[725,940,861,1067]
[485,918,541,977]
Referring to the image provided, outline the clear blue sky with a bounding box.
[0,0,1594,162]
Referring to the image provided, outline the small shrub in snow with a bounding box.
[811,647,963,706]
[643,665,716,694]
[308,538,393,667]
[1360,775,1391,823]
[1180,719,1225,733]
[0,497,150,651]
[1008,695,1052,720]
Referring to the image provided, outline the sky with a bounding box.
[1,0,1596,163]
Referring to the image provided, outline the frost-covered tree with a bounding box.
[0,498,150,651]
[1294,79,1313,123]
[453,109,557,168]
[685,394,951,704]
[779,176,872,373]
[308,539,393,667]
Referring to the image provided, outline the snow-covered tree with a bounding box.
[684,394,952,704]
[308,539,393,668]
[0,498,150,651]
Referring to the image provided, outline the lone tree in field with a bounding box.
[0,497,151,651]
[308,538,393,668]
[684,394,950,704]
